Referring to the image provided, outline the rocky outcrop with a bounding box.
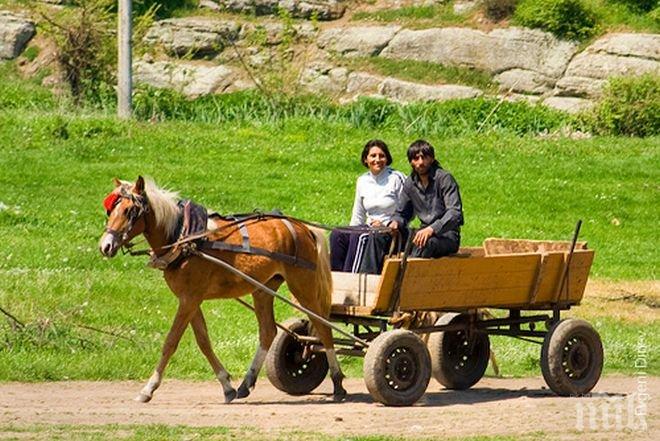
[0,11,36,60]
[318,26,401,57]
[143,18,241,58]
[214,0,346,20]
[380,27,578,95]
[556,33,660,98]
[381,27,578,79]
[303,66,482,103]
[134,60,250,97]
[379,78,482,103]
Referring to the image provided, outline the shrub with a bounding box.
[584,74,660,137]
[608,0,658,13]
[513,0,598,40]
[483,0,518,21]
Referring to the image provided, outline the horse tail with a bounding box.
[309,226,333,318]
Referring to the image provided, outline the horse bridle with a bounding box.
[105,189,150,246]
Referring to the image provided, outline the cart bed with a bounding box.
[331,238,594,316]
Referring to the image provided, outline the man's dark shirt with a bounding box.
[391,163,464,240]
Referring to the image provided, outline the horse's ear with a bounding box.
[113,178,122,188]
[134,176,145,194]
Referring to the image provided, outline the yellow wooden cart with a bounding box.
[266,232,603,406]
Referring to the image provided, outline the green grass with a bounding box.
[0,424,553,441]
[0,62,658,382]
[352,3,468,28]
[341,57,496,92]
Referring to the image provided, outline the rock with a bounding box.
[557,33,660,97]
[134,60,244,97]
[495,69,554,95]
[554,76,606,98]
[215,0,346,20]
[378,78,482,103]
[453,1,478,14]
[300,62,348,95]
[564,53,659,80]
[143,18,241,58]
[317,26,401,57]
[380,27,578,79]
[588,33,660,61]
[0,11,36,60]
[542,97,594,114]
[199,0,222,10]
[346,71,384,95]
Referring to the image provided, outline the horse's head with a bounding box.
[99,176,150,257]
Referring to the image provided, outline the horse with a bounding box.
[98,176,346,403]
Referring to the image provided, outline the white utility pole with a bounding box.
[117,0,132,118]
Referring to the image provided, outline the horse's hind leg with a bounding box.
[136,297,199,403]
[190,307,237,403]
[236,278,283,399]
[308,316,346,401]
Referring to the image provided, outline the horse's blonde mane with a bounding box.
[143,178,180,238]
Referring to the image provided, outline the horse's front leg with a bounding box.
[236,284,280,399]
[135,298,199,403]
[190,307,237,403]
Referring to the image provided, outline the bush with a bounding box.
[608,0,658,13]
[584,74,660,137]
[513,0,598,40]
[483,0,518,21]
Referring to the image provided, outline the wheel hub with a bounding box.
[385,347,418,391]
[562,336,591,379]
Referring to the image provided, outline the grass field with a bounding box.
[0,62,658,384]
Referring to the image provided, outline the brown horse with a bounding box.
[99,176,345,402]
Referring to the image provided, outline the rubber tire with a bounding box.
[265,318,329,395]
[428,313,490,390]
[541,318,603,396]
[363,329,431,406]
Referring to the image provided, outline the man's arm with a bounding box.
[389,184,414,231]
[429,173,463,235]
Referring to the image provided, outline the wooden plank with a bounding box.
[331,304,376,316]
[373,259,400,312]
[331,272,380,307]
[484,238,587,256]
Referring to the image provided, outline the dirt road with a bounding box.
[1,376,656,439]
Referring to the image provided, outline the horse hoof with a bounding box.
[134,393,152,403]
[236,384,251,399]
[224,388,237,404]
[333,388,347,402]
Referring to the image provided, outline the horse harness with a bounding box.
[145,202,316,271]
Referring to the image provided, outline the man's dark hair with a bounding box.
[407,139,439,166]
[361,139,393,168]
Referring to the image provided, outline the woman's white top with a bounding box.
[350,167,406,226]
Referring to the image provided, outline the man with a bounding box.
[389,139,463,258]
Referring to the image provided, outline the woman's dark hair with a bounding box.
[407,139,439,166]
[361,139,393,168]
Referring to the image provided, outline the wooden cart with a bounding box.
[265,237,604,406]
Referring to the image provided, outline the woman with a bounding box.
[330,139,406,273]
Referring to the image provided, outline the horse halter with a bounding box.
[104,188,150,245]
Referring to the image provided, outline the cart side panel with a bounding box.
[484,238,588,255]
[331,272,380,307]
[532,250,594,306]
[397,254,541,310]
[395,250,594,311]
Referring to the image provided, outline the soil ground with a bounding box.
[0,376,657,440]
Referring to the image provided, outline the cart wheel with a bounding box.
[265,318,328,395]
[363,329,431,406]
[541,318,603,396]
[428,313,490,390]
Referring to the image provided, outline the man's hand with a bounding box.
[413,226,434,248]
[370,219,382,227]
[388,220,399,236]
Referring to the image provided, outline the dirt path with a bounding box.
[0,376,656,439]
